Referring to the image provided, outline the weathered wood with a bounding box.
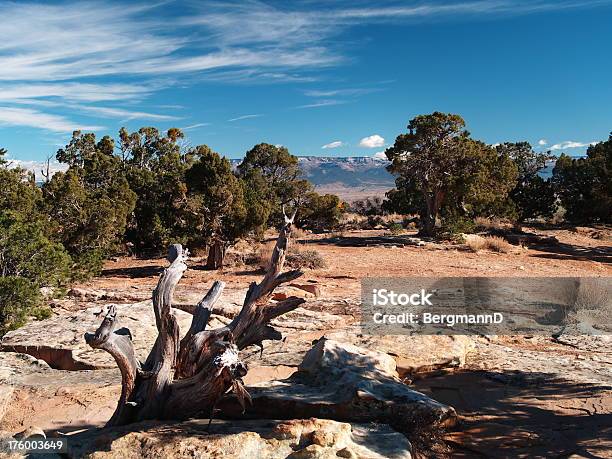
[85,214,305,426]
[206,240,225,270]
[84,305,138,426]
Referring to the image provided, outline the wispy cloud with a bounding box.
[0,83,153,103]
[72,105,179,121]
[304,87,381,98]
[538,138,548,146]
[322,140,344,149]
[0,106,102,132]
[359,134,385,148]
[182,122,211,130]
[296,99,348,109]
[227,114,263,122]
[549,140,598,151]
[1,0,610,141]
[3,1,601,83]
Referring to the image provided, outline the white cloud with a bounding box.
[359,134,385,148]
[373,150,387,159]
[549,140,597,151]
[538,139,548,146]
[322,141,344,149]
[0,106,102,132]
[227,114,262,122]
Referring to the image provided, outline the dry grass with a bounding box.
[256,241,327,270]
[465,235,514,253]
[464,234,487,252]
[484,236,514,253]
[558,278,612,332]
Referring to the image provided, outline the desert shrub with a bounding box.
[439,213,476,236]
[298,192,344,231]
[388,223,404,235]
[0,212,72,286]
[0,212,71,335]
[474,217,509,232]
[349,196,384,216]
[291,227,308,239]
[484,236,514,253]
[286,248,327,270]
[464,235,487,252]
[553,135,611,224]
[559,278,612,332]
[366,215,385,228]
[473,217,519,235]
[257,242,326,270]
[0,277,43,335]
[465,235,513,253]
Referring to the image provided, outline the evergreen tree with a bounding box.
[44,131,136,275]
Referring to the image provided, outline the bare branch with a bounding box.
[224,218,304,349]
[84,305,139,426]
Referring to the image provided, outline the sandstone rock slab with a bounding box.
[67,418,412,459]
[227,339,456,434]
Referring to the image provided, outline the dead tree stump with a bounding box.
[85,211,304,426]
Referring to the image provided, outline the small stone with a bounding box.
[336,447,356,458]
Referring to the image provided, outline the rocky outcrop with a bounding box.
[67,418,412,459]
[225,339,456,434]
[0,302,228,370]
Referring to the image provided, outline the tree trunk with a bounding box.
[206,240,225,270]
[420,194,437,237]
[85,210,304,426]
[420,190,444,237]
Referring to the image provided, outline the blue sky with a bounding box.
[1,0,611,167]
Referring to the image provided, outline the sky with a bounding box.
[1,0,611,168]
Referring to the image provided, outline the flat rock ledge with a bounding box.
[65,418,412,459]
[224,338,456,434]
[0,302,227,370]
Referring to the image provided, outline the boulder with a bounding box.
[288,283,321,297]
[323,328,475,377]
[226,339,456,434]
[67,418,412,459]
